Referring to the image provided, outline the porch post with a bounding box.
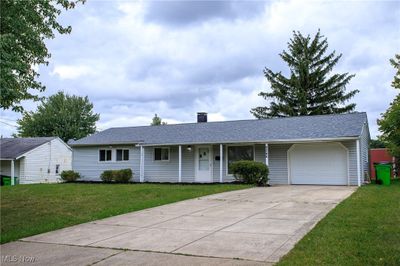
[140,146,144,182]
[178,145,182,182]
[11,160,15,186]
[356,139,361,187]
[219,144,223,183]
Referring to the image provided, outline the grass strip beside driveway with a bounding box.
[0,183,251,244]
[278,180,400,266]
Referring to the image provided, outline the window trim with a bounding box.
[116,149,130,162]
[225,144,256,176]
[98,149,113,162]
[153,147,170,162]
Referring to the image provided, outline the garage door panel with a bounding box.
[289,143,348,185]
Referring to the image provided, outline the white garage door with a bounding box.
[289,143,348,185]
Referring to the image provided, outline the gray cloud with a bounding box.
[144,1,266,26]
[1,0,399,139]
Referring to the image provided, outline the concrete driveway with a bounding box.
[1,186,355,265]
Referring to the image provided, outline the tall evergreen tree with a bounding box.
[251,30,359,119]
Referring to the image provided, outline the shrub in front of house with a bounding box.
[100,170,114,183]
[60,170,80,182]
[230,160,269,186]
[100,169,133,183]
[113,168,133,183]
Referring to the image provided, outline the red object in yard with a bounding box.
[369,148,395,180]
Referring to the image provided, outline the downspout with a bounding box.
[265,144,270,185]
[139,146,144,182]
[356,139,361,187]
[48,141,52,182]
[11,160,15,186]
[178,145,182,183]
[219,144,223,183]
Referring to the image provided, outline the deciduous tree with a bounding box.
[17,91,99,142]
[0,0,83,112]
[151,114,167,126]
[378,54,400,158]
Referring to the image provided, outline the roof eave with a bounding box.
[138,136,360,147]
[70,141,143,147]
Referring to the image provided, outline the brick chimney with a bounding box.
[197,112,207,123]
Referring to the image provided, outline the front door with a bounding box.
[195,146,212,182]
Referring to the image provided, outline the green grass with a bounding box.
[0,183,251,244]
[278,179,400,266]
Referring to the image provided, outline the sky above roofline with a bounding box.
[1,0,399,139]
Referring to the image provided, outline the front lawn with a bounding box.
[0,183,251,244]
[278,179,400,265]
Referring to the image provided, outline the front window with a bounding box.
[154,148,169,161]
[227,145,254,174]
[116,149,129,161]
[99,149,112,161]
[55,164,60,174]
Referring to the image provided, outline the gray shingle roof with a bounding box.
[0,137,56,159]
[69,112,368,146]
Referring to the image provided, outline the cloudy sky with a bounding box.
[1,0,399,138]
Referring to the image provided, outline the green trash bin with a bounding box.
[2,177,11,186]
[375,164,391,185]
[1,176,18,186]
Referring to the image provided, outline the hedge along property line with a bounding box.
[100,169,133,183]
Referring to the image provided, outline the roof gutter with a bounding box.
[137,136,360,147]
[69,141,143,147]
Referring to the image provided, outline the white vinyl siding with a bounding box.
[18,138,72,184]
[213,145,225,182]
[181,146,196,182]
[73,146,139,182]
[144,146,178,182]
[73,144,266,183]
[269,144,291,185]
[72,140,361,186]
[341,140,358,185]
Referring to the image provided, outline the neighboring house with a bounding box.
[0,137,72,185]
[369,148,397,179]
[69,112,370,186]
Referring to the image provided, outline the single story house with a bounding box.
[0,137,72,185]
[69,112,369,186]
